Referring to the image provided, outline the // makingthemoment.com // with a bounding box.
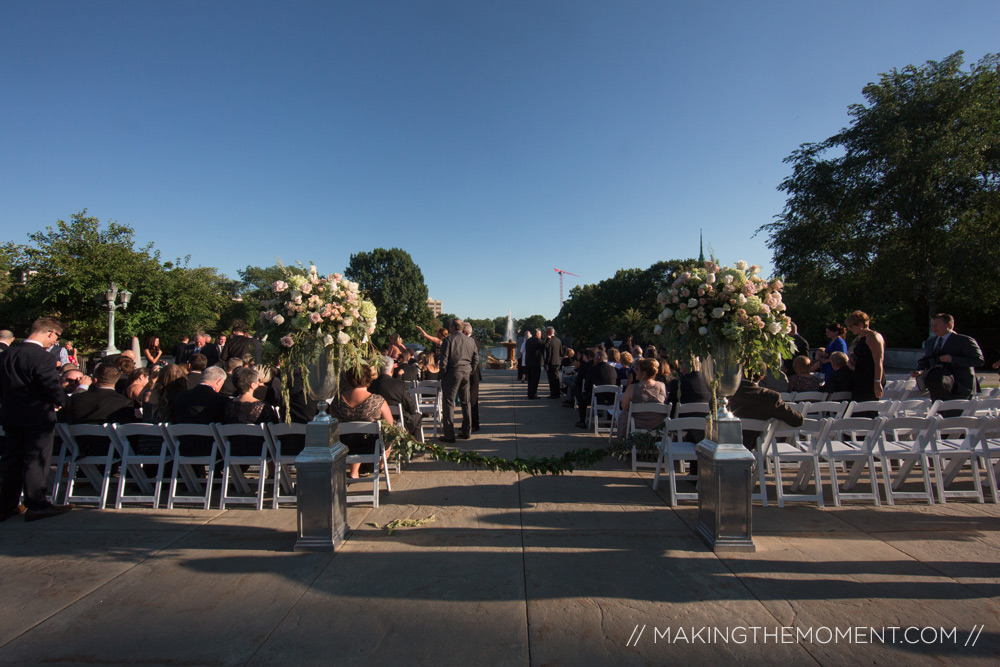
[625,625,985,647]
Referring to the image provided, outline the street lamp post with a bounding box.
[101,282,132,357]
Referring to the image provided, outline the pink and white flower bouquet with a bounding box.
[654,260,793,378]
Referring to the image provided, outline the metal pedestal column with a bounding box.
[294,413,349,551]
[695,410,756,553]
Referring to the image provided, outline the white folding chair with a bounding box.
[266,422,307,508]
[740,418,774,507]
[389,404,407,474]
[111,423,173,509]
[779,393,795,402]
[876,416,937,505]
[626,403,671,471]
[929,399,978,417]
[843,400,894,418]
[792,391,826,403]
[827,391,852,402]
[766,418,831,507]
[339,421,391,507]
[164,423,221,510]
[821,417,885,506]
[213,423,274,510]
[409,381,441,440]
[672,401,710,419]
[652,417,704,505]
[971,398,1000,418]
[974,416,1000,503]
[929,416,985,503]
[799,401,847,420]
[890,398,934,418]
[588,385,621,436]
[56,423,120,509]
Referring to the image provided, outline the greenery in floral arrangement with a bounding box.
[257,262,381,421]
[379,419,611,475]
[607,429,662,461]
[654,260,794,380]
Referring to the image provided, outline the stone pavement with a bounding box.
[1,370,998,666]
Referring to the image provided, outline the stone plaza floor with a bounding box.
[1,370,998,665]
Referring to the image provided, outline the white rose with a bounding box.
[653,324,663,335]
[656,292,668,305]
[736,260,748,270]
[687,298,698,308]
[272,314,285,326]
[349,281,359,292]
[706,273,716,284]
[658,311,668,323]
[663,307,674,318]
[736,294,747,305]
[767,322,782,334]
[711,307,725,319]
[323,334,334,346]
[342,316,354,327]
[698,326,708,335]
[336,331,350,345]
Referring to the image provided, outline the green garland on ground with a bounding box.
[379,420,614,476]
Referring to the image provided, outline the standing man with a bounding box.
[913,313,984,401]
[524,329,544,399]
[438,318,479,443]
[0,317,74,522]
[0,329,14,358]
[220,320,254,364]
[463,322,483,432]
[543,326,563,399]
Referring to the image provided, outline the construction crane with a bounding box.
[554,267,580,310]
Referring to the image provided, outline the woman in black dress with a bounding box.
[846,310,885,401]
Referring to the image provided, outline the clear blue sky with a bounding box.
[2,1,996,321]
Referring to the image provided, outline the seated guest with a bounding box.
[60,367,91,396]
[819,352,855,395]
[576,349,618,428]
[114,355,136,395]
[395,349,422,383]
[125,368,152,405]
[728,372,804,450]
[219,357,244,397]
[811,323,849,381]
[371,356,423,437]
[146,364,188,423]
[758,364,789,393]
[618,351,635,389]
[223,367,279,456]
[185,353,208,390]
[619,358,667,436]
[200,334,221,367]
[171,366,229,455]
[787,355,822,393]
[417,351,440,381]
[60,364,139,454]
[328,363,393,479]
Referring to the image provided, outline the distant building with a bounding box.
[427,298,442,317]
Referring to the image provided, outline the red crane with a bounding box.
[554,267,580,310]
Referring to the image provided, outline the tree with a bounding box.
[345,248,434,346]
[553,259,700,346]
[763,52,1000,346]
[0,211,231,352]
[517,314,549,335]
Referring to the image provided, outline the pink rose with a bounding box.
[309,312,323,324]
[280,335,294,347]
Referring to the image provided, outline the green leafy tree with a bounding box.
[763,51,1000,347]
[465,317,500,345]
[345,247,434,346]
[517,314,548,335]
[0,211,230,353]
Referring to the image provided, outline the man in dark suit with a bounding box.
[171,336,190,364]
[728,376,804,450]
[171,366,229,455]
[220,320,254,365]
[0,329,13,358]
[543,326,563,399]
[185,353,208,390]
[371,356,423,437]
[524,329,544,399]
[438,319,479,443]
[0,317,74,522]
[819,352,855,395]
[464,323,483,431]
[396,349,422,382]
[576,349,618,428]
[60,364,139,455]
[913,313,984,401]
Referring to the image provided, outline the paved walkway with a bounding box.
[1,371,998,666]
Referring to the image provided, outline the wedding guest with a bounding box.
[219,357,244,397]
[200,334,221,367]
[185,353,208,389]
[61,364,139,435]
[819,352,855,395]
[371,357,423,437]
[220,319,255,364]
[576,349,618,428]
[172,336,190,364]
[328,364,393,478]
[146,363,188,423]
[846,310,885,401]
[223,367,279,455]
[811,323,849,381]
[439,319,478,442]
[418,351,440,381]
[113,355,136,395]
[543,326,563,399]
[170,366,228,455]
[395,349,421,382]
[60,367,91,396]
[385,333,407,360]
[619,358,667,436]
[729,372,804,450]
[783,322,810,376]
[143,336,162,367]
[524,329,544,399]
[464,322,483,431]
[125,368,152,405]
[787,355,822,393]
[0,329,14,358]
[63,340,78,366]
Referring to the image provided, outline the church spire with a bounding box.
[698,229,705,263]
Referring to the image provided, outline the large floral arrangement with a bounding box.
[654,260,794,379]
[257,263,380,418]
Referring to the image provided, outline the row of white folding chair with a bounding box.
[625,403,672,471]
[338,420,391,508]
[651,417,774,507]
[409,380,442,441]
[778,391,852,403]
[588,385,621,437]
[976,416,1000,503]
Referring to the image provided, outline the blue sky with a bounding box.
[2,1,997,321]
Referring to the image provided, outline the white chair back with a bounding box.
[266,422,308,508]
[212,423,274,510]
[110,422,172,509]
[163,423,220,510]
[56,423,120,509]
[339,421,391,507]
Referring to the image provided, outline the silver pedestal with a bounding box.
[695,404,756,553]
[294,413,349,551]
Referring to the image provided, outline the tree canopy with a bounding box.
[0,211,234,351]
[763,51,1000,347]
[345,247,433,346]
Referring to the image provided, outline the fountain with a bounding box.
[500,310,518,369]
